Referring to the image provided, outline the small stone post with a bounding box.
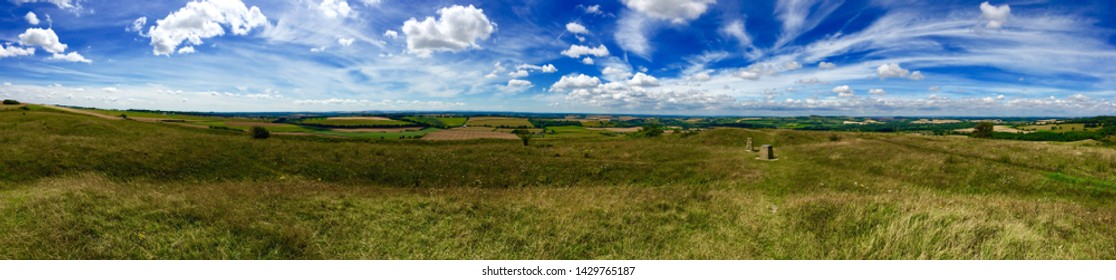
[745,137,753,152]
[756,144,777,160]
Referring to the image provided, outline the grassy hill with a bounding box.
[0,106,1114,259]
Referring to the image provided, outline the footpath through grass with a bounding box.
[1,107,1114,259]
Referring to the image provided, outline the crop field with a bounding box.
[300,117,413,127]
[205,121,318,133]
[587,127,643,133]
[465,117,533,128]
[1020,123,1100,133]
[1,106,1116,260]
[316,127,441,139]
[437,117,468,127]
[401,116,468,128]
[422,128,520,141]
[536,125,607,139]
[330,127,426,133]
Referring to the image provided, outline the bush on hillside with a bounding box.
[2,99,19,105]
[972,122,994,138]
[252,126,271,139]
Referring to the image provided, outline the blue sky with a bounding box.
[1,0,1115,116]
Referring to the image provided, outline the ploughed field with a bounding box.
[1,106,1115,259]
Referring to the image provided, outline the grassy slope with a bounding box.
[1,108,1114,259]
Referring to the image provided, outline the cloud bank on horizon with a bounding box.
[1,0,1115,116]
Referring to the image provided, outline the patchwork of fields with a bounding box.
[466,117,533,128]
[1,105,1115,259]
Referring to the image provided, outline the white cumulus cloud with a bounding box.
[566,22,589,34]
[177,46,196,54]
[318,0,352,18]
[561,44,609,58]
[47,51,89,63]
[628,72,660,87]
[620,0,715,24]
[18,27,67,54]
[818,61,836,69]
[735,70,760,80]
[868,88,886,95]
[980,2,1010,29]
[910,71,925,81]
[506,79,533,88]
[550,74,601,91]
[877,63,910,79]
[146,0,268,56]
[383,30,398,39]
[25,11,40,25]
[508,69,528,78]
[401,5,495,57]
[0,45,36,58]
[832,85,854,97]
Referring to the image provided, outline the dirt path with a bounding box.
[41,104,122,120]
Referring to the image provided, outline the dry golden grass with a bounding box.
[1,108,1115,259]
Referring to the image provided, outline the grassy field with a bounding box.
[466,117,533,128]
[87,108,229,122]
[1020,123,1101,133]
[315,127,440,139]
[401,116,468,128]
[1,107,1115,259]
[201,121,319,133]
[300,118,413,127]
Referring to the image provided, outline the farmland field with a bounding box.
[465,117,533,128]
[300,117,413,127]
[1,106,1116,260]
[316,127,440,139]
[1020,123,1101,133]
[401,116,468,128]
[422,128,519,140]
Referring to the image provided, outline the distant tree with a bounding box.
[973,122,994,138]
[119,114,128,119]
[251,126,270,139]
[516,131,532,146]
[2,99,19,105]
[634,124,664,138]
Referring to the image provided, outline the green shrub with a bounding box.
[252,126,270,139]
[972,122,994,138]
[632,124,664,138]
[2,99,19,105]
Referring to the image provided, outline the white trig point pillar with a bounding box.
[746,137,753,152]
[756,144,777,160]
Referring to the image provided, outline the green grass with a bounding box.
[538,125,607,139]
[401,116,468,128]
[1020,123,1100,133]
[299,118,414,127]
[437,117,467,127]
[466,117,533,128]
[314,127,440,139]
[1,107,1115,259]
[200,121,318,133]
[87,108,229,122]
